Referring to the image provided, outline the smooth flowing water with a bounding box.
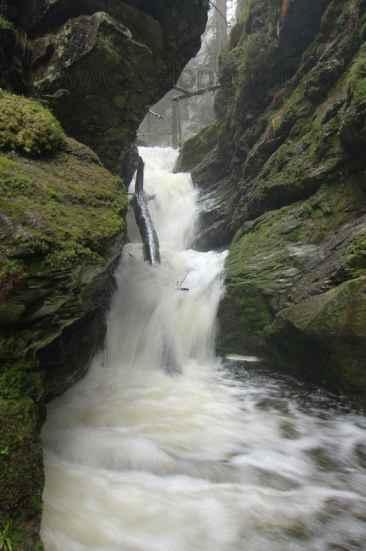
[42,147,366,551]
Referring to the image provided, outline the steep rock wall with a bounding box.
[0,1,208,547]
[178,0,366,403]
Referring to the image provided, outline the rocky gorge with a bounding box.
[0,1,208,548]
[178,0,366,405]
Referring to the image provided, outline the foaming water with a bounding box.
[42,147,366,551]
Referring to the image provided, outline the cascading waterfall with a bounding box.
[42,147,366,551]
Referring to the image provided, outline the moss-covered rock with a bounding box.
[220,177,366,401]
[0,135,128,546]
[0,138,128,356]
[187,0,364,238]
[175,122,219,173]
[0,92,65,156]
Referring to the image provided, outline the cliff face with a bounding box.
[0,1,208,547]
[178,0,366,403]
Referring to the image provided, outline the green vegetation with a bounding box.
[0,16,14,31]
[0,145,128,276]
[224,181,366,340]
[177,123,219,173]
[0,92,65,156]
[0,520,14,551]
[0,398,43,549]
[0,132,129,546]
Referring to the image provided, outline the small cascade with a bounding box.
[132,157,161,265]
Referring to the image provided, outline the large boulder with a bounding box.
[29,0,208,172]
[220,182,366,401]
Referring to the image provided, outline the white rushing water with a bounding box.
[42,147,366,551]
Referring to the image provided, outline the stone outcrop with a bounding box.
[0,1,208,547]
[27,0,208,172]
[178,0,366,403]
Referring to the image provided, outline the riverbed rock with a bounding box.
[178,0,366,402]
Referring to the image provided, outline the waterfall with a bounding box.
[41,147,366,551]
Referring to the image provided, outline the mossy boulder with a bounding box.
[187,0,364,241]
[0,92,65,156]
[175,122,219,173]
[0,137,128,359]
[0,133,128,546]
[220,179,366,402]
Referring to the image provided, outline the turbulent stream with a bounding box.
[42,147,366,551]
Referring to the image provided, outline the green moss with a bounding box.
[0,362,43,401]
[177,122,219,173]
[0,16,14,31]
[0,398,43,516]
[0,92,65,156]
[0,146,128,275]
[347,44,366,104]
[0,516,43,550]
[223,181,366,343]
[281,277,366,338]
[343,231,366,277]
[0,520,15,551]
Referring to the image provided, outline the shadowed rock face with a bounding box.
[25,0,208,173]
[0,2,208,547]
[177,0,366,403]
